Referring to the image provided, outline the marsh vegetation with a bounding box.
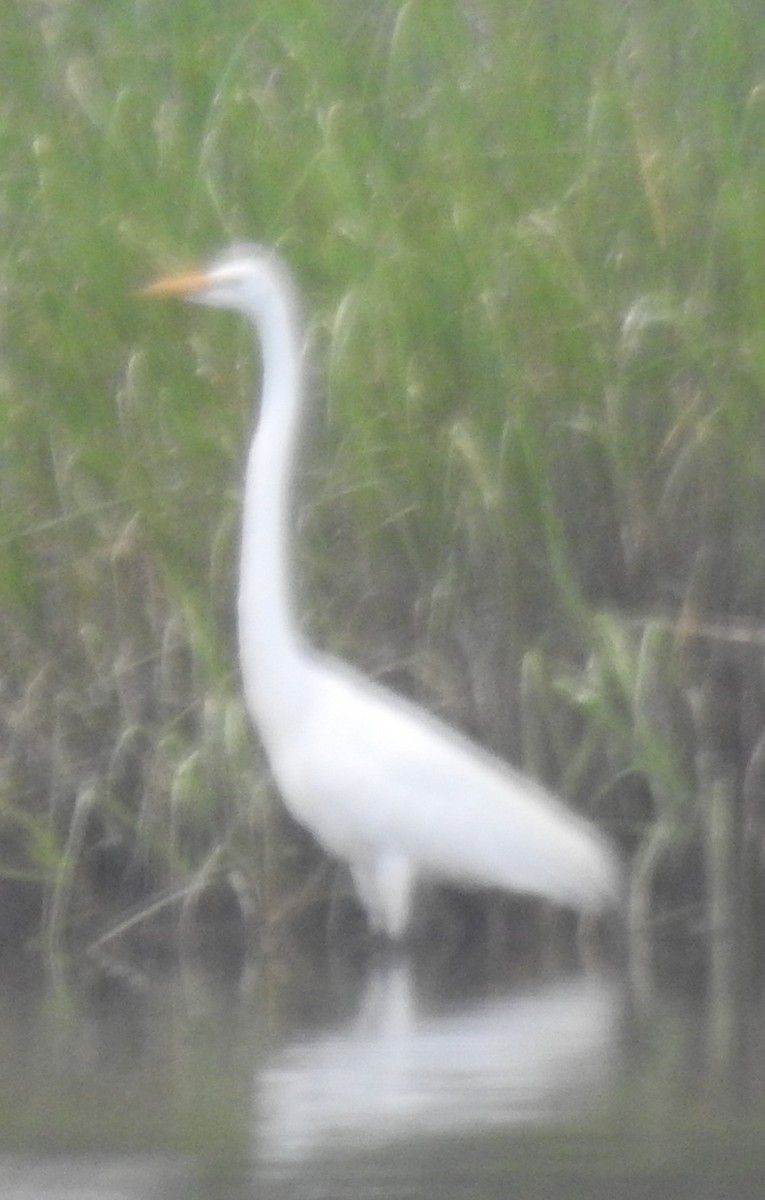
[2,1,765,963]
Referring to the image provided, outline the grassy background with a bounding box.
[3,0,765,957]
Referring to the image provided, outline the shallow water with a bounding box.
[1,934,764,1199]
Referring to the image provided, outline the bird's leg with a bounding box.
[351,853,415,942]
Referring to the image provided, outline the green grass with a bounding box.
[2,0,765,955]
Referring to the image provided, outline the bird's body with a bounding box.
[263,652,617,934]
[144,244,620,939]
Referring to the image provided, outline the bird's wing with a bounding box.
[270,658,619,912]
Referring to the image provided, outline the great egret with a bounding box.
[142,244,621,938]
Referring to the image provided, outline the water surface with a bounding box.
[1,936,764,1199]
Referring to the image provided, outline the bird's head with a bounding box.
[140,243,294,319]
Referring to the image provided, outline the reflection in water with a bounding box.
[255,964,621,1169]
[4,942,765,1198]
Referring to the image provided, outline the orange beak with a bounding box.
[138,270,211,298]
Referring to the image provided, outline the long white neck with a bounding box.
[237,280,311,748]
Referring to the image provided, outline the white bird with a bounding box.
[142,244,621,939]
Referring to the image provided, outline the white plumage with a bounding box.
[144,244,621,938]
